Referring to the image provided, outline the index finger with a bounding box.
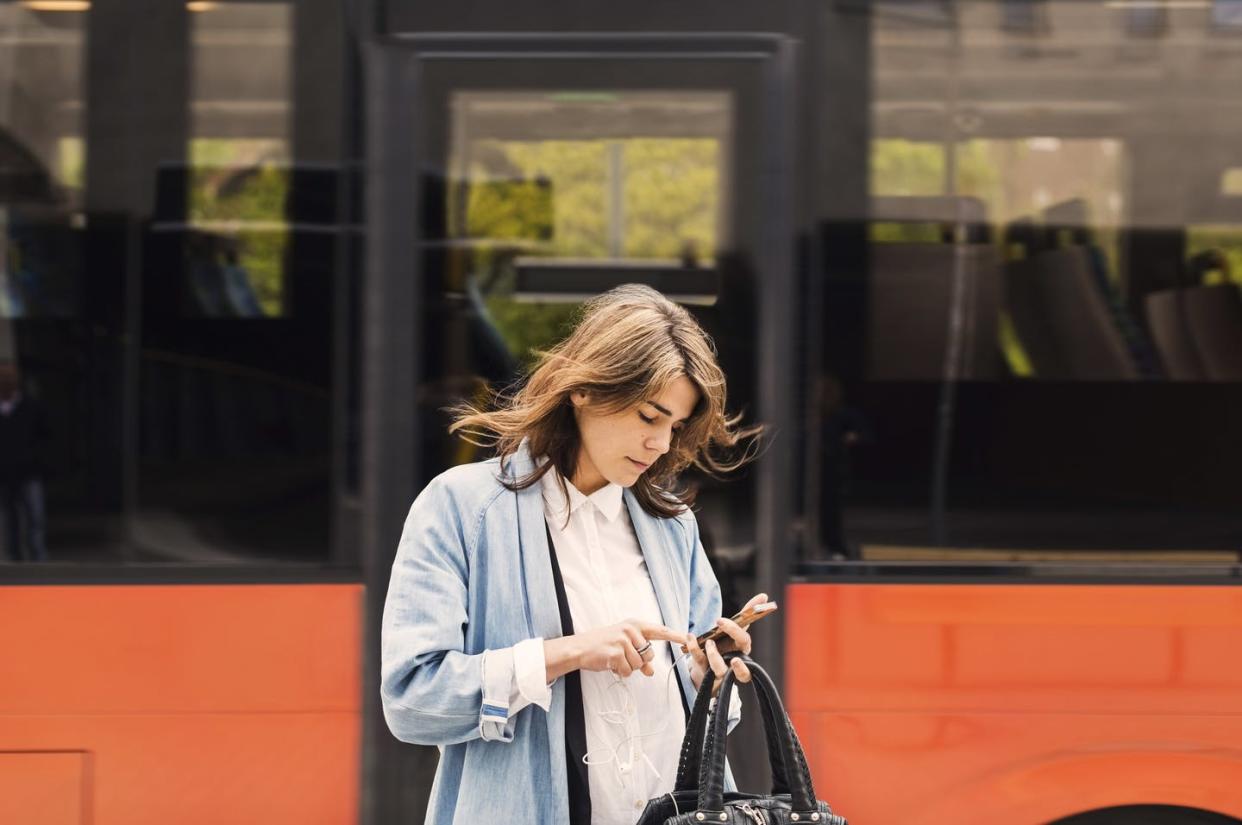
[636,622,686,643]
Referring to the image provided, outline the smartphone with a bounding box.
[683,601,778,652]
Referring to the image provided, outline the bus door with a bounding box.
[364,33,797,804]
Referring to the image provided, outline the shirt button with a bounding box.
[635,801,644,810]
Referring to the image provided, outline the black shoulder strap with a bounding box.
[545,521,591,823]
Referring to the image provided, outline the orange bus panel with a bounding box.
[0,584,363,825]
[786,582,1242,825]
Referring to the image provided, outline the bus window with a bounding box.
[130,1,340,565]
[415,89,733,486]
[0,2,90,562]
[449,90,728,365]
[808,0,1242,565]
[397,43,792,617]
[1,0,348,566]
[420,87,762,605]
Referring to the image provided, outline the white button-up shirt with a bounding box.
[516,470,689,824]
[534,469,690,825]
[492,468,740,825]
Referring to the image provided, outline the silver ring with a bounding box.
[636,641,653,657]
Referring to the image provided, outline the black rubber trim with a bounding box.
[794,561,1242,586]
[0,564,363,586]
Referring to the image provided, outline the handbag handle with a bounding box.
[698,657,818,814]
[674,651,792,797]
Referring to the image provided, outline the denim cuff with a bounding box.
[479,648,517,742]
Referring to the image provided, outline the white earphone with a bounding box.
[581,646,697,787]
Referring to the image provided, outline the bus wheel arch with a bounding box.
[1048,804,1242,825]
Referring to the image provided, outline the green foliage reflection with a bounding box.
[461,137,719,363]
[187,139,289,317]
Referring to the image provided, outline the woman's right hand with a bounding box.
[545,619,684,681]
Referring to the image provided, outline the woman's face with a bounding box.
[570,375,700,495]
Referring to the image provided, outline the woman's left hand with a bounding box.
[685,592,768,693]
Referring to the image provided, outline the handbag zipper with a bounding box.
[737,803,767,825]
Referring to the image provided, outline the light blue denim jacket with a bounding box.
[381,444,737,824]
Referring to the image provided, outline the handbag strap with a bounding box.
[698,657,818,814]
[674,651,791,796]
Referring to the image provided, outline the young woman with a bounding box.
[381,284,765,825]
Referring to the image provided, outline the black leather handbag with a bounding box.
[636,656,847,825]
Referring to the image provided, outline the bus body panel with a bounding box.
[0,585,363,825]
[786,582,1242,823]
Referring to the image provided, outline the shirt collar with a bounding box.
[539,464,625,523]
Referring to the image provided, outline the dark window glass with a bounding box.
[809,0,1242,566]
[1,1,87,563]
[136,1,336,564]
[3,0,345,567]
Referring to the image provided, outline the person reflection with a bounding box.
[0,361,50,562]
[186,232,231,317]
[220,240,265,317]
[815,374,873,562]
[185,233,267,318]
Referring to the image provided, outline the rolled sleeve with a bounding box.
[478,638,554,742]
[479,647,518,742]
[513,637,553,711]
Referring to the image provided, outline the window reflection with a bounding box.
[0,0,85,564]
[187,2,292,318]
[869,1,1242,385]
[423,84,752,605]
[811,0,1242,564]
[133,0,330,564]
[418,87,741,556]
[870,137,1133,381]
[0,2,84,320]
[185,143,289,318]
[445,91,729,369]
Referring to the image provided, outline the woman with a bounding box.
[381,284,765,825]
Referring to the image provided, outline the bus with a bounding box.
[2,1,1241,823]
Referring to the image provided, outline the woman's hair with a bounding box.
[449,283,763,518]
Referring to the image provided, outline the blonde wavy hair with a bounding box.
[449,284,763,518]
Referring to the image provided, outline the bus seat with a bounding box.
[1183,284,1242,381]
[1005,247,1140,380]
[866,241,1001,380]
[1037,199,1163,379]
[1147,284,1242,382]
[1145,289,1208,380]
[1003,254,1071,378]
